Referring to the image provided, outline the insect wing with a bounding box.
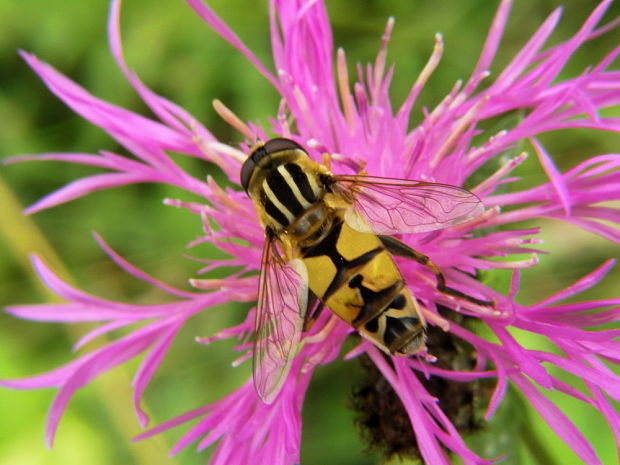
[253,238,308,404]
[332,175,484,235]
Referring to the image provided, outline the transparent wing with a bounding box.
[253,236,308,404]
[332,175,484,235]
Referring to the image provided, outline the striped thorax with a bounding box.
[241,139,332,243]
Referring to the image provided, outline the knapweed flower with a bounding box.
[2,0,620,464]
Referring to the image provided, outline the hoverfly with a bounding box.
[241,138,488,403]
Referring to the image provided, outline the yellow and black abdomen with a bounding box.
[301,214,426,355]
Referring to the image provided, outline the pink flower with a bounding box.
[3,0,620,464]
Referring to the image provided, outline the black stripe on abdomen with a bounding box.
[302,218,383,302]
[349,276,401,326]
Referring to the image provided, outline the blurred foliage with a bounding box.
[0,0,618,464]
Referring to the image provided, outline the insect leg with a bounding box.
[378,235,494,307]
[322,152,333,171]
[303,290,326,332]
[322,152,367,176]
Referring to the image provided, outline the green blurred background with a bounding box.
[1,0,618,464]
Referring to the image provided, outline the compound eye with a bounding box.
[240,157,256,193]
[263,138,305,155]
[241,139,307,192]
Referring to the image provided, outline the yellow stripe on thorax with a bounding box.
[261,180,295,223]
[275,165,312,209]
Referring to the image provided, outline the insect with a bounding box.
[241,138,488,403]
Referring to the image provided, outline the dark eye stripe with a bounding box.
[284,163,317,204]
[266,169,304,217]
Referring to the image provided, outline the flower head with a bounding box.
[3,0,620,464]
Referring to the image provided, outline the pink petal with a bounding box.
[73,319,134,349]
[108,0,203,137]
[494,7,562,90]
[485,362,507,420]
[20,51,197,158]
[530,351,620,401]
[590,387,620,460]
[93,232,200,298]
[132,321,184,426]
[45,326,167,446]
[184,0,278,89]
[4,152,116,169]
[368,350,450,465]
[24,172,159,214]
[511,373,603,465]
[531,137,572,215]
[463,0,513,96]
[491,325,553,389]
[535,259,616,306]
